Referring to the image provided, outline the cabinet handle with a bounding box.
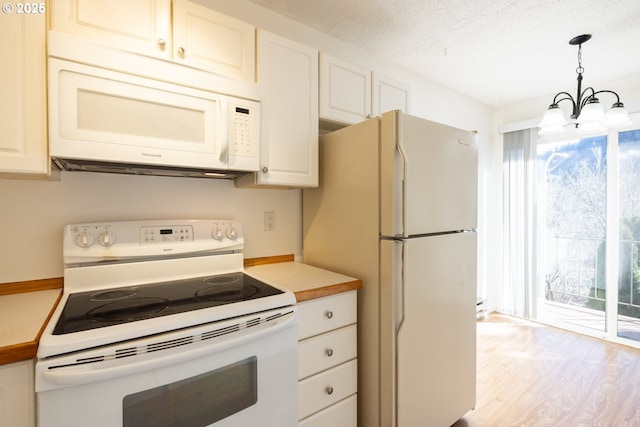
[262,166,269,174]
[177,47,185,58]
[326,348,334,357]
[325,310,333,319]
[157,39,166,51]
[326,386,334,395]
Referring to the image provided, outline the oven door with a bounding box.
[36,308,297,427]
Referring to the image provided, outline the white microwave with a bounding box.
[49,59,260,179]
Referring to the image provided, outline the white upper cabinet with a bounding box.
[319,52,410,126]
[50,0,255,81]
[172,0,255,80]
[50,0,172,59]
[372,72,411,118]
[0,11,48,175]
[319,53,371,125]
[237,30,318,188]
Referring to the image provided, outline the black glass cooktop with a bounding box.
[53,272,283,335]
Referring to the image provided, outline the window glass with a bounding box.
[537,135,607,331]
[123,356,257,427]
[617,129,640,339]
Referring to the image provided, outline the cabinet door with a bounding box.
[319,53,371,125]
[50,0,172,59]
[372,72,410,117]
[254,30,318,187]
[0,360,35,427]
[298,359,357,420]
[0,12,48,175]
[298,324,357,380]
[297,291,357,340]
[172,0,255,81]
[299,394,357,427]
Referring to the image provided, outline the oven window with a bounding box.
[123,356,257,427]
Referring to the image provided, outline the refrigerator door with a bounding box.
[396,232,477,427]
[380,111,478,237]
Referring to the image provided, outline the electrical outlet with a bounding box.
[264,211,275,232]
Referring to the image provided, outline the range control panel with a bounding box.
[63,219,243,265]
[140,225,193,244]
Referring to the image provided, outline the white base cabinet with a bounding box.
[297,291,357,426]
[299,394,357,427]
[0,360,35,427]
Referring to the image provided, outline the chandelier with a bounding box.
[538,34,631,135]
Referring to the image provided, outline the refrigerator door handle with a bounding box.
[393,239,407,427]
[396,128,409,238]
[395,239,407,334]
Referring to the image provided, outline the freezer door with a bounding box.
[380,111,478,237]
[395,232,476,427]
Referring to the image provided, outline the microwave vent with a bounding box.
[52,158,252,180]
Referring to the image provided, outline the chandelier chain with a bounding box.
[576,44,585,75]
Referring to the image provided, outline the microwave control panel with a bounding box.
[228,99,260,160]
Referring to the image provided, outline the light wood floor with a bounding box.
[452,313,640,427]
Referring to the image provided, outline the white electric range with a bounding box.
[36,219,298,427]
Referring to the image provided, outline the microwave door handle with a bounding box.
[218,97,229,164]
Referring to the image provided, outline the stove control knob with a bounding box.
[75,231,95,248]
[211,225,224,240]
[225,224,238,240]
[98,231,116,247]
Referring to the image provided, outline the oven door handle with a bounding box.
[41,312,296,388]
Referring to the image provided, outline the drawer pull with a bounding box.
[325,310,334,319]
[326,348,334,357]
[326,386,334,395]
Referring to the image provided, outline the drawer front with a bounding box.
[299,324,357,380]
[299,394,357,427]
[297,291,357,339]
[298,359,357,420]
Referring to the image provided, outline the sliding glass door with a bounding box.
[617,129,640,340]
[536,136,608,334]
[532,127,640,343]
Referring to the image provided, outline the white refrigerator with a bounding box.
[303,111,477,427]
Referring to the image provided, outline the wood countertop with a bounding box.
[246,260,362,302]
[0,283,61,365]
[0,255,360,365]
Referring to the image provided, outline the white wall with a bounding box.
[0,173,301,283]
[489,71,640,312]
[1,0,495,291]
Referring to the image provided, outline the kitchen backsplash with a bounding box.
[0,171,301,283]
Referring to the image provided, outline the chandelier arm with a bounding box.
[591,89,622,104]
[578,87,597,110]
[552,92,577,110]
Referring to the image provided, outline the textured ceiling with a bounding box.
[247,0,640,107]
